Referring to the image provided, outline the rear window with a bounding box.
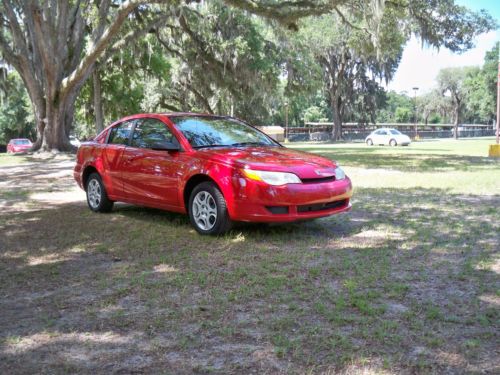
[13,139,31,145]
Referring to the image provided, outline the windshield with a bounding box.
[390,129,402,135]
[13,139,31,145]
[170,116,278,149]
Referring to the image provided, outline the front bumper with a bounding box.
[10,147,31,153]
[228,176,353,222]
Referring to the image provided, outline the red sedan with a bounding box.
[7,138,32,153]
[74,113,353,234]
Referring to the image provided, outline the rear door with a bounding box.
[102,120,134,198]
[120,118,181,208]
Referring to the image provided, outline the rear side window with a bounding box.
[108,121,133,145]
[130,118,177,148]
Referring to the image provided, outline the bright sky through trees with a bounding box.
[386,0,499,93]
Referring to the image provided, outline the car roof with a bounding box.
[161,112,233,120]
[113,112,230,124]
[10,138,31,141]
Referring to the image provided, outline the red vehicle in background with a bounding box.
[7,138,32,153]
[74,113,353,235]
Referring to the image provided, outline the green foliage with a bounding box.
[394,107,412,123]
[0,72,34,143]
[437,66,480,127]
[376,91,413,123]
[463,42,498,124]
[303,105,327,123]
[75,34,172,137]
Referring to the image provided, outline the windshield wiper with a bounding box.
[230,142,273,147]
[192,144,229,149]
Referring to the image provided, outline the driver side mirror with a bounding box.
[151,141,180,152]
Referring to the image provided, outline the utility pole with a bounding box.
[489,44,500,157]
[284,101,289,143]
[496,44,499,144]
[413,87,419,140]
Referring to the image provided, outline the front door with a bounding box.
[372,129,387,145]
[120,118,181,208]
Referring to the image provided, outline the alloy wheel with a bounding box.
[192,191,218,230]
[87,179,102,209]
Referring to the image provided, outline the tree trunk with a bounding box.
[331,96,343,141]
[30,92,76,152]
[454,103,460,140]
[93,68,104,134]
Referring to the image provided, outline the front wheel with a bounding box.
[188,182,232,235]
[86,173,114,213]
[389,139,397,147]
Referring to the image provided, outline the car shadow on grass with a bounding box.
[0,188,499,373]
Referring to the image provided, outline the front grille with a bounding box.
[266,206,289,214]
[300,176,335,184]
[297,199,347,213]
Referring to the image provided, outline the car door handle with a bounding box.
[123,156,140,165]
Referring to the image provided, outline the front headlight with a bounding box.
[335,166,346,180]
[242,169,301,185]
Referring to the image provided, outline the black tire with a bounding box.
[389,139,397,147]
[188,181,232,235]
[86,172,114,213]
[366,138,373,146]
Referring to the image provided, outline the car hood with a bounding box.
[195,146,338,179]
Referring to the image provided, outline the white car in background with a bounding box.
[70,136,81,148]
[365,128,411,146]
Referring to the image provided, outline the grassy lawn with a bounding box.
[0,153,29,166]
[0,138,499,374]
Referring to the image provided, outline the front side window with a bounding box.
[390,129,401,135]
[131,118,177,149]
[108,121,133,145]
[170,116,277,149]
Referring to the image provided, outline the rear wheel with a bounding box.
[188,182,232,235]
[86,173,114,213]
[366,138,373,146]
[389,139,397,147]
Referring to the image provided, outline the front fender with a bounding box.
[178,158,239,217]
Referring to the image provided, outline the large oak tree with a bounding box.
[0,0,350,151]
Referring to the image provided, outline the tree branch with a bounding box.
[102,14,168,63]
[222,0,347,28]
[334,7,371,35]
[61,0,154,96]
